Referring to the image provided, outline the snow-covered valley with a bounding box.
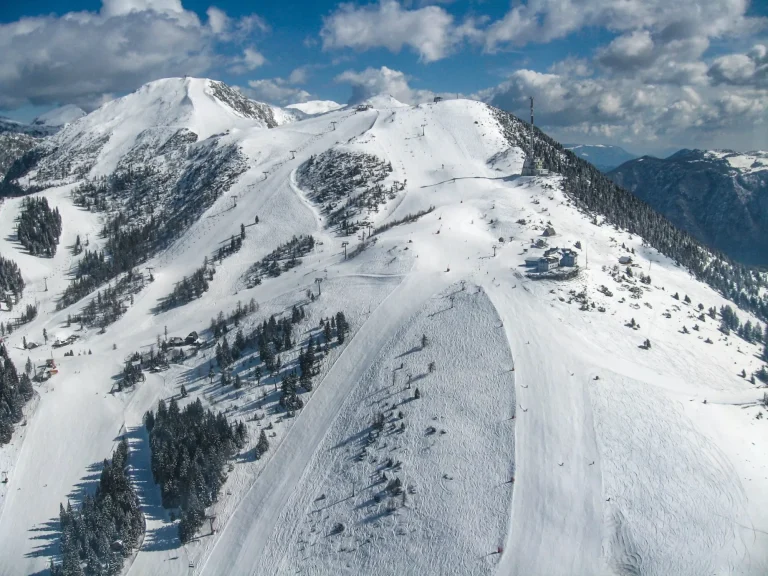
[0,78,767,576]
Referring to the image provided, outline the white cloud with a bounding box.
[0,0,267,110]
[206,6,228,34]
[320,1,475,62]
[246,79,311,105]
[597,30,655,71]
[288,67,310,85]
[101,0,185,17]
[334,66,436,104]
[483,0,765,53]
[230,47,266,73]
[476,62,768,150]
[709,44,768,87]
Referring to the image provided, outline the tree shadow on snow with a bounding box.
[122,425,180,552]
[23,461,105,561]
[24,519,60,560]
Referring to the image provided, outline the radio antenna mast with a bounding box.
[530,96,534,157]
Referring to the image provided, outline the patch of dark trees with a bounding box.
[244,235,314,287]
[492,107,768,324]
[49,438,144,576]
[717,304,768,349]
[63,269,147,329]
[144,398,247,543]
[16,196,62,257]
[57,142,246,309]
[0,343,34,445]
[297,150,396,235]
[158,260,215,312]
[0,255,24,302]
[214,232,243,263]
[372,206,435,236]
[0,147,50,196]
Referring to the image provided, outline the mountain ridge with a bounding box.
[564,143,638,171]
[609,148,768,266]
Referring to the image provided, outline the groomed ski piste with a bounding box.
[0,78,767,576]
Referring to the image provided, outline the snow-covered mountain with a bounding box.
[31,104,86,128]
[286,100,344,116]
[564,143,638,171]
[0,105,86,140]
[0,116,55,137]
[0,132,38,180]
[609,149,768,266]
[0,81,767,576]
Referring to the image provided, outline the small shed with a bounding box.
[619,256,633,265]
[356,104,372,112]
[185,331,199,345]
[524,256,541,267]
[542,226,556,237]
[433,96,443,103]
[168,336,184,347]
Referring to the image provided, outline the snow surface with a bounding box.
[286,101,344,116]
[705,149,768,174]
[0,87,767,576]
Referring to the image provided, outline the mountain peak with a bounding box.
[286,100,343,116]
[31,104,86,127]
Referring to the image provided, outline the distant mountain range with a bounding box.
[609,149,768,266]
[564,143,638,172]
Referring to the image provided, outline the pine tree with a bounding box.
[764,325,768,361]
[256,429,269,458]
[25,356,32,376]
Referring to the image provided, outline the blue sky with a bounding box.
[1,0,766,154]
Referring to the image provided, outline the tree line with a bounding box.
[0,255,24,303]
[0,343,34,444]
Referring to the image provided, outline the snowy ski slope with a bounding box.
[0,82,766,576]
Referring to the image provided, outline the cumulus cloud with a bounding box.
[597,30,656,71]
[476,62,768,148]
[334,66,437,104]
[709,44,768,87]
[245,79,311,106]
[320,1,476,62]
[228,47,267,74]
[483,0,764,53]
[0,0,267,110]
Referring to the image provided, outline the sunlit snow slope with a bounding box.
[0,87,766,576]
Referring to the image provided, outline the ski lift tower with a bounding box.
[521,97,549,177]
